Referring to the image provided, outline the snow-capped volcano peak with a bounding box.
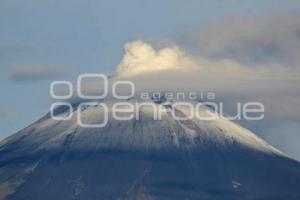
[0,96,285,160]
[1,92,300,200]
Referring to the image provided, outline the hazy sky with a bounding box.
[1,0,300,159]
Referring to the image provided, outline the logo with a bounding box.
[50,74,265,127]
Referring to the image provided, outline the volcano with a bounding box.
[0,96,300,200]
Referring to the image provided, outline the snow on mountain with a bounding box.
[0,97,286,160]
[1,73,300,200]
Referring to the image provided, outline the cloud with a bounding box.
[9,65,73,82]
[117,40,198,75]
[117,40,298,80]
[189,13,300,67]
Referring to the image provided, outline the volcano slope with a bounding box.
[0,99,300,200]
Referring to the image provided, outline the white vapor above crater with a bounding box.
[116,40,298,80]
[117,40,198,76]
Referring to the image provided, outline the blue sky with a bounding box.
[1,0,300,157]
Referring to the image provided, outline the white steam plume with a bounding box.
[117,40,297,79]
[117,40,198,76]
